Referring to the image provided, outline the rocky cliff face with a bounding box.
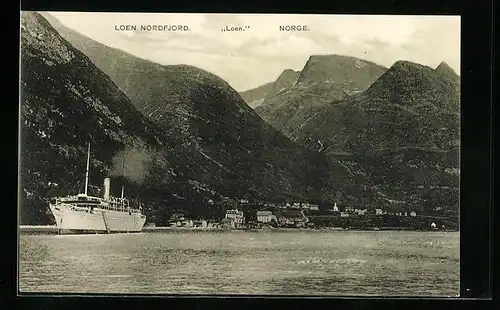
[239,69,300,109]
[255,55,387,137]
[263,69,301,101]
[239,82,274,109]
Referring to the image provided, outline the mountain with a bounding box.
[23,12,372,224]
[239,69,301,109]
[255,55,387,137]
[295,55,386,87]
[291,60,460,214]
[39,13,317,197]
[435,61,459,79]
[266,69,302,100]
[239,82,274,108]
[434,61,460,92]
[293,60,460,152]
[20,12,174,224]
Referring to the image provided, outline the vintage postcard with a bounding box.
[18,12,460,296]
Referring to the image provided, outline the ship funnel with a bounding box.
[104,178,110,200]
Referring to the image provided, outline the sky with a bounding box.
[47,12,460,92]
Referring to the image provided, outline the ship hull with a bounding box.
[49,203,146,234]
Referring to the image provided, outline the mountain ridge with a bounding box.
[296,54,386,87]
[363,60,460,111]
[288,58,460,215]
[255,54,387,137]
[239,82,274,108]
[239,69,301,109]
[20,12,180,224]
[23,12,379,224]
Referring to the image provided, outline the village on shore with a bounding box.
[147,200,457,232]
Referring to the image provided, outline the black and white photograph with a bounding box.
[19,12,461,296]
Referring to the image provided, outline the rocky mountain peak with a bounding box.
[296,54,386,86]
[435,61,456,73]
[435,61,460,84]
[364,60,460,110]
[268,69,300,95]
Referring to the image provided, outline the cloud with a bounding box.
[47,12,460,90]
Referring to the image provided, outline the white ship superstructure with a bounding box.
[48,143,146,234]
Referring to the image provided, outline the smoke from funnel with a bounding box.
[110,147,153,185]
[103,178,110,200]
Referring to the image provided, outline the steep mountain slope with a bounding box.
[434,61,460,94]
[239,69,300,109]
[255,55,387,136]
[435,61,460,81]
[292,60,460,214]
[20,12,174,224]
[23,12,375,224]
[239,82,274,108]
[40,13,329,201]
[294,61,460,153]
[266,69,301,100]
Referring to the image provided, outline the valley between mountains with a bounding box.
[20,12,460,225]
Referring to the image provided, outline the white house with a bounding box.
[225,209,245,226]
[410,211,417,217]
[257,211,276,223]
[375,208,384,215]
[355,209,368,215]
[309,205,319,211]
[340,212,350,217]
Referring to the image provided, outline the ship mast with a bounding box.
[121,156,125,200]
[84,142,91,196]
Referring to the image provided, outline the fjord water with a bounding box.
[19,230,459,296]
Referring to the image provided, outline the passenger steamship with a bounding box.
[49,143,147,234]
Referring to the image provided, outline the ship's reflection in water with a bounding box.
[19,230,459,296]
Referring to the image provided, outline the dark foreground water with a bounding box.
[19,230,459,296]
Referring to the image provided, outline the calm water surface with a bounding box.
[19,230,459,296]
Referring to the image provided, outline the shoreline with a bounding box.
[19,225,458,234]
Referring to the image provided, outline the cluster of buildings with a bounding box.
[329,203,417,218]
[274,202,319,211]
[237,199,319,211]
[165,200,419,230]
[219,208,311,229]
[275,210,309,228]
[256,210,309,227]
[168,213,216,228]
[375,209,417,217]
